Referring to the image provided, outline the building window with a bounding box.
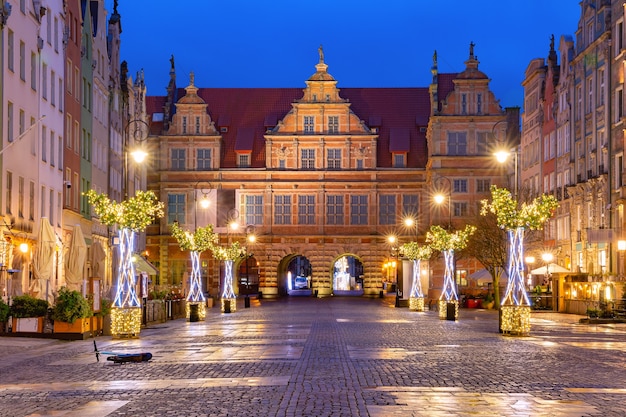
[350,195,368,225]
[42,63,48,100]
[301,149,315,169]
[476,132,489,154]
[453,179,467,193]
[453,202,468,217]
[7,103,13,142]
[393,154,405,168]
[7,30,13,71]
[599,68,605,106]
[477,93,482,114]
[171,148,186,170]
[245,195,263,225]
[461,93,467,114]
[616,154,624,189]
[327,148,341,169]
[616,20,624,56]
[298,195,315,224]
[50,130,55,167]
[356,159,363,170]
[42,126,47,162]
[274,195,291,225]
[279,159,286,169]
[238,154,250,168]
[5,172,12,215]
[328,116,338,133]
[403,194,419,218]
[31,52,37,90]
[195,116,200,134]
[167,194,186,224]
[447,132,467,155]
[65,168,71,207]
[197,149,211,170]
[29,181,35,220]
[616,87,623,123]
[19,109,24,136]
[19,41,25,81]
[379,195,396,225]
[182,116,187,134]
[326,195,344,225]
[476,179,491,193]
[576,85,582,121]
[304,116,314,134]
[586,77,593,112]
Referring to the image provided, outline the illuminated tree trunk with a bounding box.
[501,227,531,334]
[220,259,236,313]
[186,251,206,321]
[186,251,205,303]
[111,228,142,337]
[409,259,425,311]
[438,249,458,319]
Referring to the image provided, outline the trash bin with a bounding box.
[224,301,231,314]
[189,303,199,322]
[244,295,250,308]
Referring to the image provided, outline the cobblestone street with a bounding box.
[0,296,625,416]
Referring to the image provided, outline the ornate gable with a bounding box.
[170,72,218,136]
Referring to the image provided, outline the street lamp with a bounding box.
[123,119,150,200]
[433,176,452,228]
[194,182,212,229]
[494,148,519,198]
[404,217,418,242]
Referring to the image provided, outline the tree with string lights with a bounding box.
[400,242,432,312]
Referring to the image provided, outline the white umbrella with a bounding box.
[530,263,571,275]
[30,218,56,303]
[468,268,508,286]
[65,225,87,292]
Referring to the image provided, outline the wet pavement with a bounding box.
[0,296,625,416]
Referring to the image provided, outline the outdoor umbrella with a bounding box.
[29,217,56,303]
[468,268,508,286]
[9,245,26,296]
[65,224,87,292]
[530,263,571,275]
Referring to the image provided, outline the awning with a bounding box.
[530,263,571,275]
[132,254,159,275]
[234,128,255,152]
[389,128,410,152]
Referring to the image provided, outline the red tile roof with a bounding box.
[146,75,457,169]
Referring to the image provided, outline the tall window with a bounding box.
[586,77,593,112]
[298,195,315,224]
[477,93,482,114]
[171,148,186,170]
[379,195,396,225]
[453,179,467,193]
[42,63,48,100]
[31,52,36,90]
[447,132,467,155]
[599,68,605,105]
[42,126,47,162]
[327,195,344,225]
[274,195,291,225]
[5,172,12,215]
[327,149,341,169]
[616,87,623,123]
[29,181,35,220]
[167,194,186,224]
[350,195,368,225]
[20,109,26,135]
[195,116,200,134]
[197,149,211,170]
[328,116,339,133]
[49,189,54,221]
[616,20,624,56]
[304,116,314,134]
[50,70,56,106]
[19,41,25,81]
[7,30,13,71]
[461,93,467,114]
[476,132,488,154]
[301,149,315,169]
[245,195,263,225]
[402,194,418,217]
[7,103,13,142]
[182,116,187,134]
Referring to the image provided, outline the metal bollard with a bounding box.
[244,295,250,308]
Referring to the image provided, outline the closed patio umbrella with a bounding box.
[65,225,87,292]
[29,218,56,303]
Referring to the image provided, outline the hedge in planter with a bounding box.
[11,295,49,332]
[52,287,93,324]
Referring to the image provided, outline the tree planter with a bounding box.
[12,317,44,333]
[53,318,93,339]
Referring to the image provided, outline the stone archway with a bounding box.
[331,254,364,295]
[277,254,312,296]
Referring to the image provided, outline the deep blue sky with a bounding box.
[113,1,581,109]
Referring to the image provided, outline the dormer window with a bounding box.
[304,116,315,134]
[393,153,406,168]
[238,154,251,168]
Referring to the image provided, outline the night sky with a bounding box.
[113,0,581,109]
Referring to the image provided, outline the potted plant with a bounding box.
[0,299,9,333]
[52,287,93,335]
[11,294,49,332]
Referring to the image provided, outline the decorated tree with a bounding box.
[480,185,558,335]
[400,242,432,311]
[210,240,246,313]
[171,223,218,320]
[426,224,476,319]
[85,190,164,337]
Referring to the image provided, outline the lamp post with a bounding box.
[194,181,212,229]
[123,119,149,200]
[541,252,553,310]
[495,148,519,199]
